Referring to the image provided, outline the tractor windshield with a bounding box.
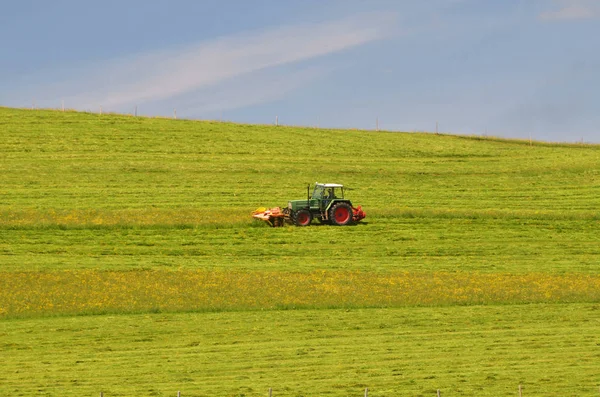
[312,185,325,199]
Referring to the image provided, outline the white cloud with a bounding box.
[175,66,330,116]
[539,0,599,20]
[36,12,396,111]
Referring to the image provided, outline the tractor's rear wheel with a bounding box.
[293,209,312,226]
[329,203,353,226]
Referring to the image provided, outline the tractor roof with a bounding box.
[315,182,344,188]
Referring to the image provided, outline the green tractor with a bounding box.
[252,183,366,227]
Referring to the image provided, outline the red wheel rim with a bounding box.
[334,207,350,224]
[297,212,310,225]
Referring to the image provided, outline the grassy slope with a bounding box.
[2,107,600,395]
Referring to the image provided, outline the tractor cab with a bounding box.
[312,183,344,201]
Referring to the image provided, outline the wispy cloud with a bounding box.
[174,66,331,117]
[539,0,599,21]
[30,12,396,112]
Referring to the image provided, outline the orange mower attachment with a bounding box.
[251,207,287,227]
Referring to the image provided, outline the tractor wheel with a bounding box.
[293,209,313,226]
[329,203,353,226]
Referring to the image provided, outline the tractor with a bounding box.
[252,183,365,227]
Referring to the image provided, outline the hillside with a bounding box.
[1,106,600,396]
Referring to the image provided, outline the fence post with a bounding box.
[365,387,368,397]
[174,109,177,119]
[269,388,272,397]
[437,389,441,397]
[276,116,278,126]
[519,385,522,397]
[177,391,181,397]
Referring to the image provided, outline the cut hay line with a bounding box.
[1,207,599,230]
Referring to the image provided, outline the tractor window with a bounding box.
[312,186,325,199]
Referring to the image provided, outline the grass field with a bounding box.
[1,107,600,395]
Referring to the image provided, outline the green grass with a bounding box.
[1,107,600,395]
[1,217,599,273]
[2,304,600,397]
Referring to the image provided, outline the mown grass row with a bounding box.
[2,269,600,318]
[2,215,598,274]
[2,206,600,229]
[2,304,600,397]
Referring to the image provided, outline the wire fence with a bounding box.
[21,101,453,137]
[15,101,599,145]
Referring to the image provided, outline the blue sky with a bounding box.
[1,0,598,142]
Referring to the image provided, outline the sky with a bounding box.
[1,0,599,143]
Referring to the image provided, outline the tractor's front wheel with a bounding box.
[293,209,313,226]
[329,203,353,226]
